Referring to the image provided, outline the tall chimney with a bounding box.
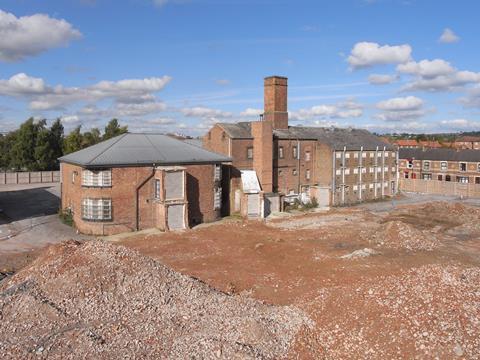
[264,76,288,130]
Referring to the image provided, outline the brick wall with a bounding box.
[61,162,221,235]
[252,121,273,192]
[399,158,480,184]
[263,76,288,130]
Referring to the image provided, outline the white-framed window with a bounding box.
[369,167,374,173]
[377,167,381,173]
[154,179,160,199]
[345,153,350,159]
[459,162,467,172]
[336,152,342,159]
[362,152,367,158]
[422,174,432,180]
[214,187,222,210]
[293,168,297,176]
[377,153,382,158]
[384,181,389,187]
[385,152,389,158]
[361,167,367,174]
[376,183,381,188]
[345,168,350,175]
[370,152,374,158]
[293,146,298,159]
[82,169,112,187]
[336,169,342,175]
[305,169,311,180]
[354,152,359,159]
[361,184,366,190]
[353,185,358,191]
[81,198,112,221]
[423,161,430,171]
[278,146,284,159]
[457,176,469,184]
[353,168,359,174]
[305,151,311,161]
[247,147,253,159]
[72,171,76,184]
[384,166,389,172]
[441,161,447,171]
[214,164,222,181]
[369,183,374,189]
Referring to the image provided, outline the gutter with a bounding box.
[135,165,156,231]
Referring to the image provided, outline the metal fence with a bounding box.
[400,178,480,198]
[0,171,60,185]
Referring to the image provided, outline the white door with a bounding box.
[247,194,260,218]
[317,188,330,207]
[168,204,185,230]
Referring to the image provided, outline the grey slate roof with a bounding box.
[399,148,480,162]
[59,133,231,168]
[218,122,393,151]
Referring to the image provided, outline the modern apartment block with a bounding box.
[204,76,397,216]
[59,133,230,235]
[399,148,480,184]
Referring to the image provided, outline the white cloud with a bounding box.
[290,100,364,121]
[144,117,176,125]
[0,10,81,62]
[364,121,430,133]
[439,28,460,43]
[180,106,232,119]
[240,108,263,117]
[0,73,172,110]
[460,86,480,108]
[376,96,424,111]
[397,59,454,78]
[348,42,412,69]
[375,96,428,122]
[368,74,398,85]
[153,0,168,7]
[440,118,480,129]
[215,79,230,85]
[398,59,480,92]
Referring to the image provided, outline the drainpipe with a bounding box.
[374,146,379,199]
[381,146,386,197]
[136,165,156,231]
[297,139,301,195]
[342,146,346,205]
[332,150,336,205]
[359,146,363,201]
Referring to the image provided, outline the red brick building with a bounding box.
[204,76,397,216]
[59,133,230,235]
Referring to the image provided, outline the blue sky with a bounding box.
[1,0,480,135]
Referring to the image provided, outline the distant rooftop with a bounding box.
[399,148,480,162]
[59,133,231,168]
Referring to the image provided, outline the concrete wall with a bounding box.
[1,171,60,185]
[400,178,480,198]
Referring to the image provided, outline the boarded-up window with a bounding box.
[214,164,221,181]
[247,147,253,159]
[305,151,311,161]
[165,171,184,200]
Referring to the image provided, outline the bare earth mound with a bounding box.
[0,240,312,359]
[373,220,439,251]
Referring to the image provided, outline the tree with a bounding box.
[49,118,64,163]
[82,127,101,148]
[63,126,83,155]
[10,118,46,171]
[103,118,127,140]
[34,127,55,170]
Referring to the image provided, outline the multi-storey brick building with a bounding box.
[453,136,480,150]
[399,148,480,184]
[59,133,230,235]
[204,76,397,216]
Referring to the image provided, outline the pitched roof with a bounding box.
[399,148,480,162]
[217,123,392,151]
[395,139,419,146]
[455,136,480,142]
[59,133,231,168]
[273,126,394,151]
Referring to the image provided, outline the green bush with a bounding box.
[59,208,74,227]
[303,196,318,210]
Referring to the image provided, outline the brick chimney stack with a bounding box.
[263,76,288,130]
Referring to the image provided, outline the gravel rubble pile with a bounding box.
[0,240,312,359]
[373,220,439,251]
[302,264,480,359]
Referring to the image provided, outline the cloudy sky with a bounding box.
[1,0,480,135]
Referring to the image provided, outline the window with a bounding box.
[345,153,350,159]
[370,152,374,158]
[457,176,469,183]
[154,179,160,199]
[353,168,359,174]
[292,146,298,159]
[362,167,367,174]
[362,152,367,158]
[305,151,311,161]
[438,175,443,181]
[353,185,358,191]
[336,152,342,159]
[247,147,253,159]
[345,168,350,175]
[292,168,297,176]
[441,161,447,171]
[82,169,111,187]
[72,171,76,184]
[446,175,451,182]
[377,153,382,158]
[214,187,222,210]
[476,177,480,184]
[336,169,342,175]
[404,172,409,179]
[460,162,467,172]
[422,174,432,180]
[81,198,112,221]
[369,183,374,189]
[385,152,389,158]
[305,169,311,180]
[369,167,374,173]
[354,152,359,159]
[478,163,480,172]
[214,164,221,181]
[423,161,430,171]
[278,146,284,159]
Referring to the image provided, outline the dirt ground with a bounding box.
[114,201,480,358]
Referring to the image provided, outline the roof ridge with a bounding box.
[87,133,128,165]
